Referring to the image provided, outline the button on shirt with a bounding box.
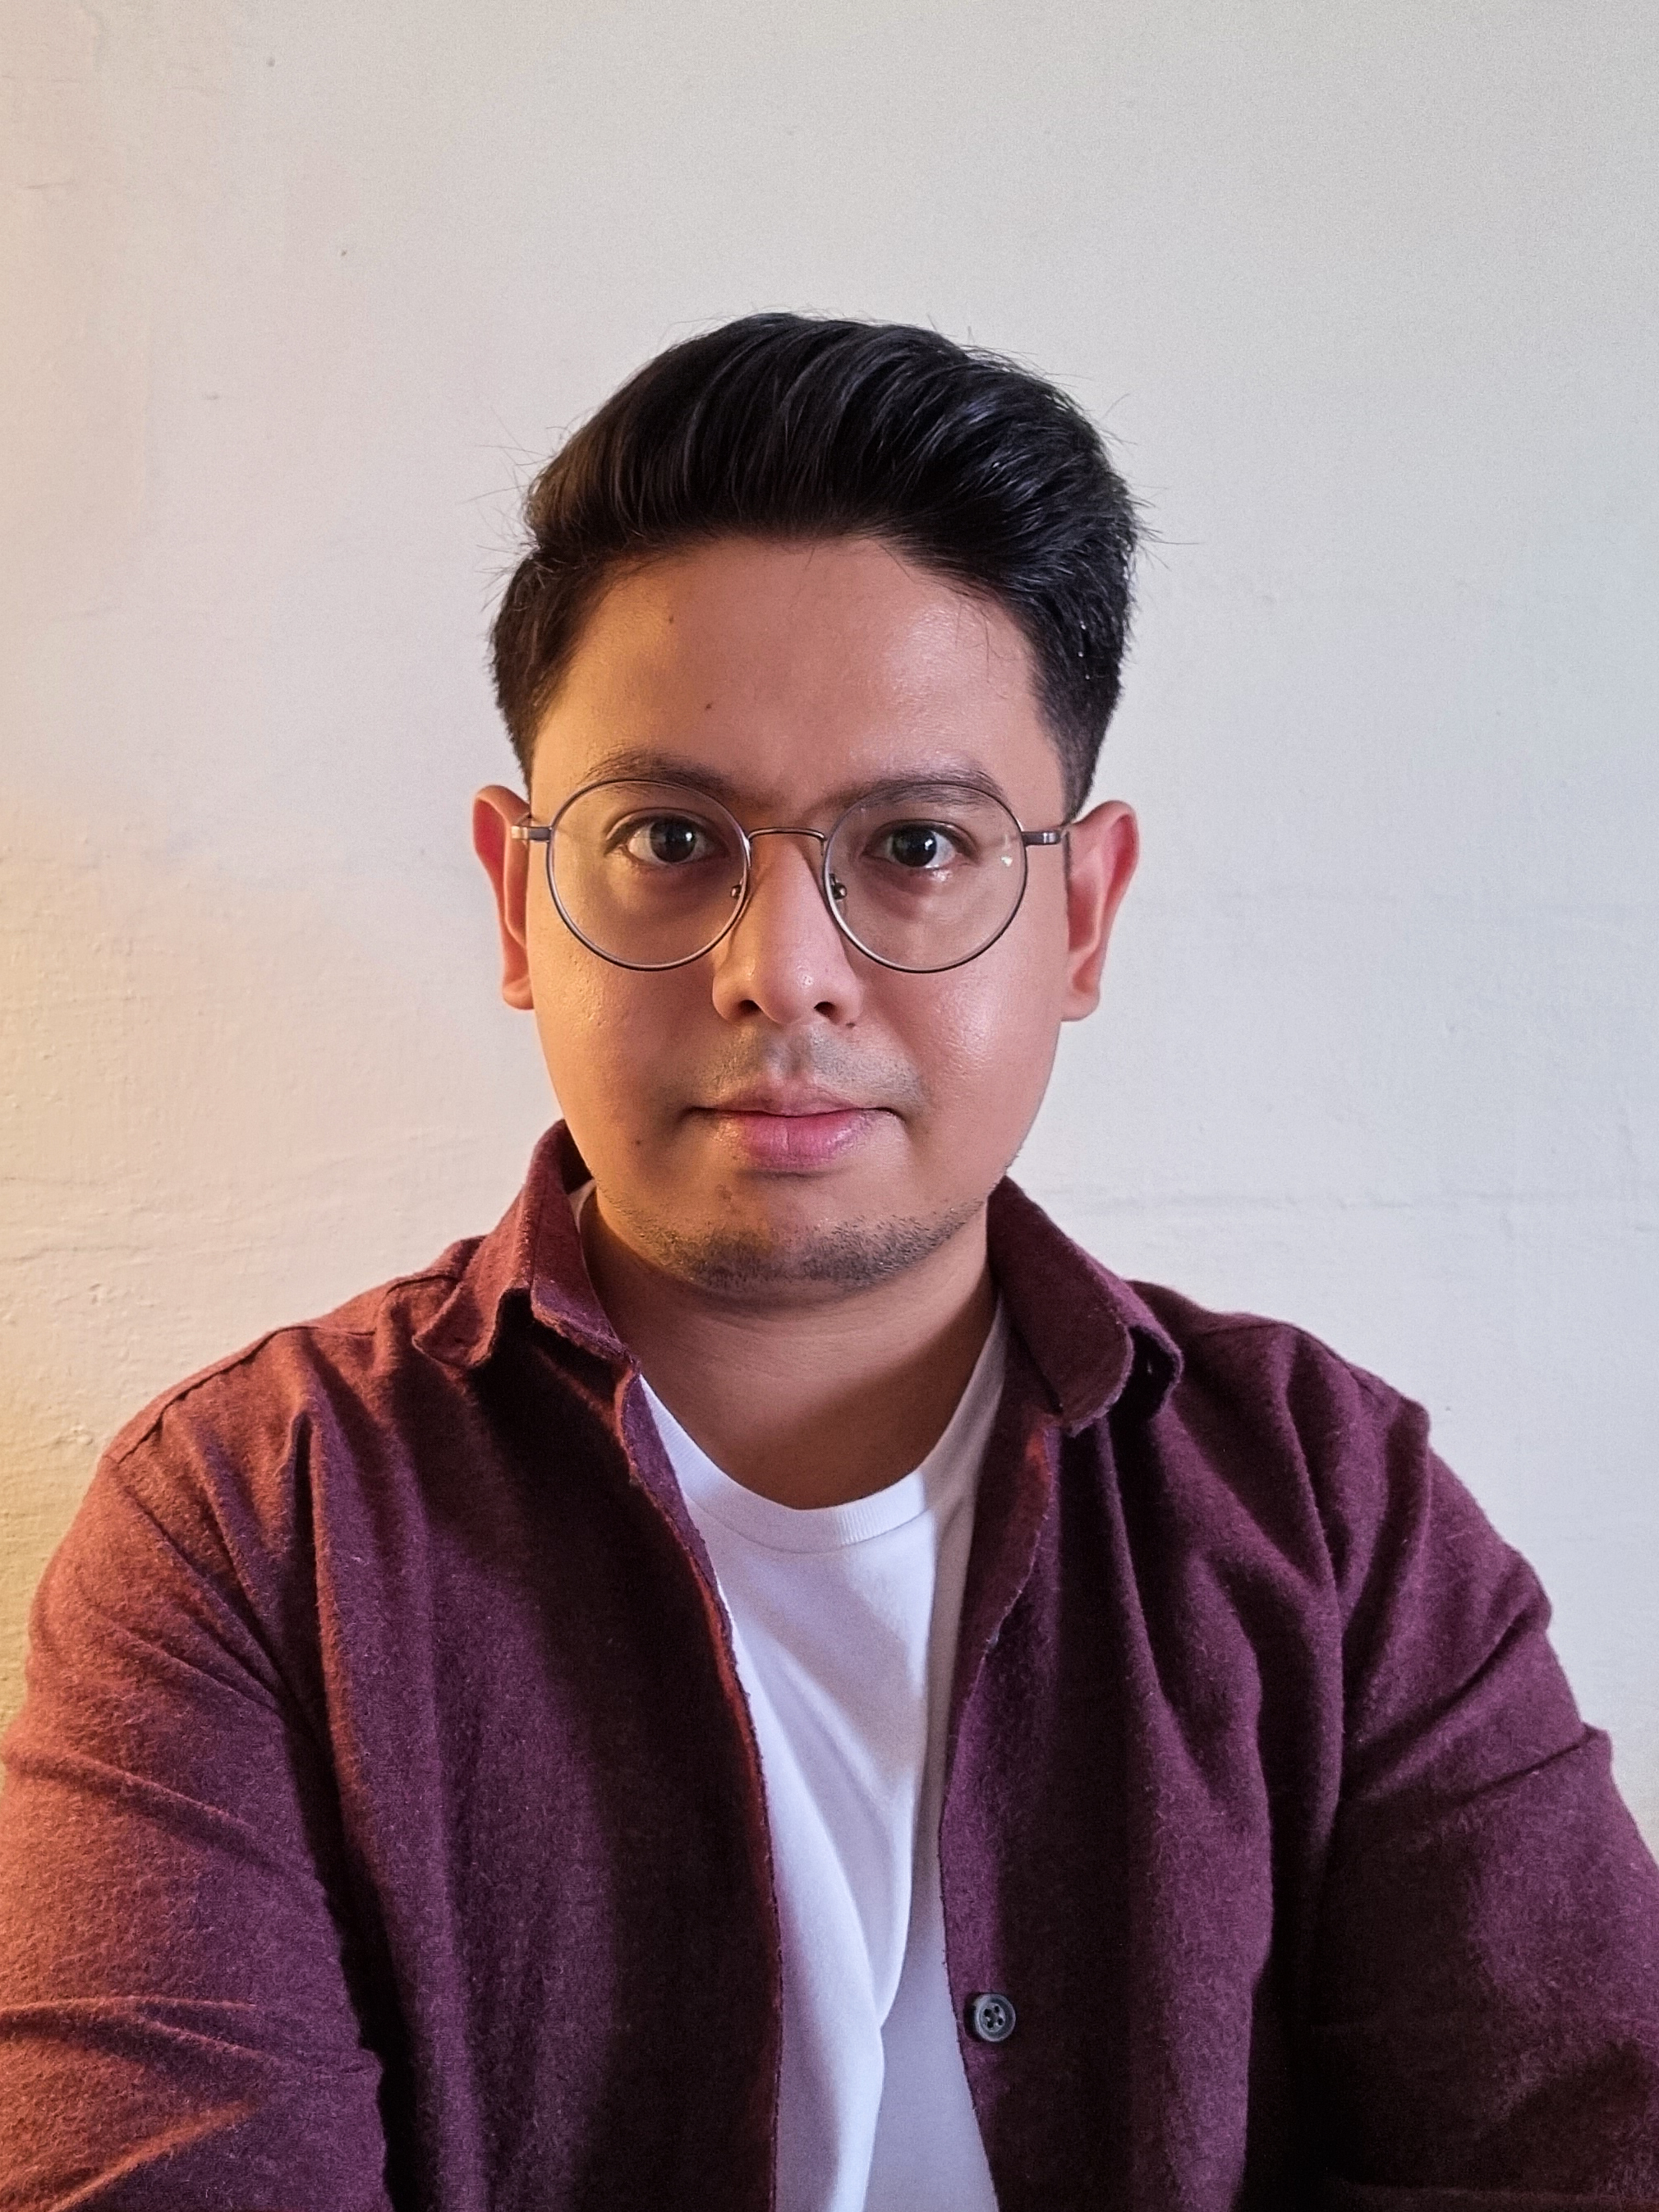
[641,1309,1006,2212]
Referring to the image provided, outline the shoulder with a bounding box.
[1114,1278,1528,1635]
[99,1236,489,1492]
[43,1239,503,1680]
[1129,1279,1416,1452]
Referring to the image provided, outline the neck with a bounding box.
[581,1198,996,1510]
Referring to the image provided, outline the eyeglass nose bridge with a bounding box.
[743,824,829,848]
[729,824,848,935]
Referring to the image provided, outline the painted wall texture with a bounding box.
[2,1,1656,1843]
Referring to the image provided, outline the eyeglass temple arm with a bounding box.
[512,821,551,844]
[1023,827,1067,848]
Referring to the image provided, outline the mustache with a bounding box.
[684,1040,928,1114]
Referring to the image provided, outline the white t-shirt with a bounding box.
[641,1313,1006,2212]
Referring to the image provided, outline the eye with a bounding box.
[619,814,721,866]
[877,821,962,870]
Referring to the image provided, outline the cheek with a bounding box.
[890,902,1068,1119]
[953,870,1068,1047]
[526,922,667,1124]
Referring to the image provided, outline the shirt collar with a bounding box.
[416,1121,1181,1428]
[983,1175,1182,1428]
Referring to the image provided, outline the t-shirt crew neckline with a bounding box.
[567,1180,1005,1551]
[645,1313,1009,1552]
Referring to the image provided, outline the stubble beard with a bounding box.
[610,1189,987,1298]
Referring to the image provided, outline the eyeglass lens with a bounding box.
[547,779,1031,973]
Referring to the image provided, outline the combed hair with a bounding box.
[491,314,1140,814]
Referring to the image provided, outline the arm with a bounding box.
[0,1410,393,2210]
[1308,1374,1659,2206]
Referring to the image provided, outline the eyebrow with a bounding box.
[571,747,1018,816]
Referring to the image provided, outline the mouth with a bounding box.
[689,1088,887,1170]
[700,1084,864,1116]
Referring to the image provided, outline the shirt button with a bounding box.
[964,1991,1017,2044]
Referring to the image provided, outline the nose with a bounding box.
[708,830,866,1028]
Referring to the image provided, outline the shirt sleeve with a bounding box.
[1306,1365,1659,2206]
[0,1403,393,2210]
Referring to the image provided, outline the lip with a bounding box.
[691,1091,884,1170]
[701,1084,863,1116]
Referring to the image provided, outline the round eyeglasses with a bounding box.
[512,776,1068,975]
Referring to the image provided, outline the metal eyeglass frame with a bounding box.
[511,775,1069,975]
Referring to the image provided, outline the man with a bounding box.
[2,315,1657,2211]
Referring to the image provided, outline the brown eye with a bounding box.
[619,815,719,866]
[875,820,972,871]
[647,817,701,863]
[888,824,943,869]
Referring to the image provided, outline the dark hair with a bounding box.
[491,314,1139,814]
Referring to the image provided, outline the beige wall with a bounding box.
[3,1,1656,1842]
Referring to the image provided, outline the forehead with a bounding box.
[529,536,1062,813]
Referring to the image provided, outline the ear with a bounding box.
[473,785,535,1011]
[1057,800,1138,1021]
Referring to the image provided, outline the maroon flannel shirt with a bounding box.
[2,1123,1658,2210]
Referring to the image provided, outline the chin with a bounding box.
[632,1198,981,1299]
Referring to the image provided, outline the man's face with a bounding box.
[476,536,1136,1304]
